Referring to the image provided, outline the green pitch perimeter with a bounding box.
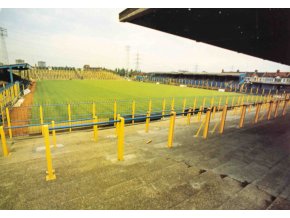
[31,80,242,123]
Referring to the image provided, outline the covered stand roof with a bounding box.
[0,63,31,71]
[120,8,290,66]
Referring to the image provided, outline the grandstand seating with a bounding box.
[28,69,123,80]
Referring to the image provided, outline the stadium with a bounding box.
[0,8,290,210]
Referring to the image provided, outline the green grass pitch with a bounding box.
[31,80,243,123]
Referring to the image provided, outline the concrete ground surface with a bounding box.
[0,106,290,209]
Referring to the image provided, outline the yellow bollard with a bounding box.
[51,121,57,147]
[219,104,228,134]
[0,126,9,157]
[256,88,259,95]
[43,125,56,181]
[5,107,12,139]
[113,100,117,127]
[93,116,98,142]
[167,111,176,148]
[202,109,211,139]
[68,103,72,132]
[262,89,265,96]
[145,111,150,133]
[117,117,125,161]
[182,98,186,116]
[239,105,247,128]
[162,98,166,118]
[132,100,135,124]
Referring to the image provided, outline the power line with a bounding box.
[0,27,9,64]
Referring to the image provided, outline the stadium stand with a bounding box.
[28,68,123,80]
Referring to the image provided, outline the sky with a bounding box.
[0,8,289,73]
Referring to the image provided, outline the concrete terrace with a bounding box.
[0,107,290,209]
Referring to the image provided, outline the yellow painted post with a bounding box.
[43,125,56,181]
[68,103,72,132]
[5,107,12,139]
[0,126,9,157]
[225,96,229,105]
[40,105,44,135]
[187,108,192,125]
[275,89,278,95]
[113,100,117,127]
[193,97,197,112]
[171,98,175,111]
[202,109,211,139]
[116,114,120,136]
[254,103,261,124]
[250,88,253,95]
[148,99,152,113]
[197,106,202,122]
[202,97,206,110]
[51,121,57,147]
[145,111,150,133]
[274,100,279,118]
[117,117,125,161]
[93,116,98,142]
[194,116,206,137]
[256,88,259,95]
[217,97,222,111]
[0,106,4,126]
[246,95,249,103]
[210,97,214,108]
[132,100,135,124]
[239,96,245,115]
[212,106,216,119]
[267,101,273,120]
[92,102,96,118]
[219,104,228,134]
[167,111,176,148]
[231,96,235,109]
[239,105,247,128]
[282,99,288,116]
[182,98,186,116]
[162,98,166,118]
